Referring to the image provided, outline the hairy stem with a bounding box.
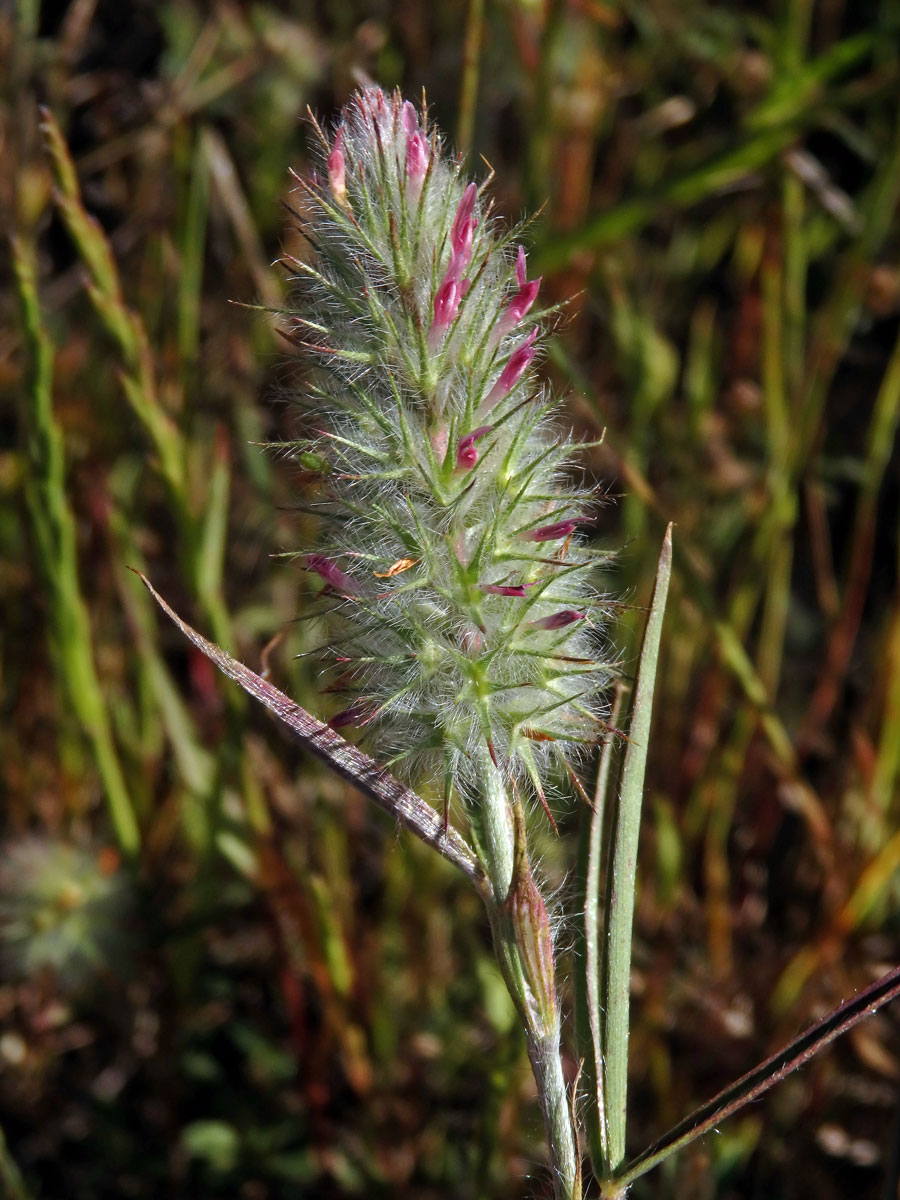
[473,753,579,1200]
[526,1027,579,1200]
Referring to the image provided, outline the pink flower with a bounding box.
[406,132,428,194]
[519,519,584,542]
[456,425,494,471]
[527,610,587,631]
[403,102,428,197]
[304,554,358,596]
[327,130,347,207]
[428,275,470,347]
[427,184,480,346]
[447,183,478,279]
[480,581,538,597]
[485,327,538,408]
[494,247,541,343]
[450,184,477,255]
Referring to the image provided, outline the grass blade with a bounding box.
[575,683,626,1177]
[601,524,673,1174]
[12,236,140,857]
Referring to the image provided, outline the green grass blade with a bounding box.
[40,106,187,502]
[601,524,672,1174]
[574,683,625,1177]
[12,236,140,857]
[0,1123,31,1200]
[457,0,484,158]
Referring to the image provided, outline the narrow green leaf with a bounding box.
[0,1123,31,1200]
[197,428,231,602]
[575,683,626,1178]
[601,524,673,1174]
[12,236,140,857]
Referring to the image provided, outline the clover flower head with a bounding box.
[279,88,612,813]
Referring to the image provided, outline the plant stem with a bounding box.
[472,752,579,1200]
[526,1028,579,1200]
[473,750,516,900]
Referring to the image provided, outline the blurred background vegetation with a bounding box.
[4,0,900,1196]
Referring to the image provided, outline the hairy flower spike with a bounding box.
[282,88,611,814]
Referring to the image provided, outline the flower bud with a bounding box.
[485,327,539,408]
[456,425,493,471]
[527,610,587,630]
[304,554,359,597]
[480,581,538,597]
[519,519,585,542]
[494,246,542,343]
[327,129,348,208]
[403,101,428,198]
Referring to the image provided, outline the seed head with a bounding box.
[0,837,133,993]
